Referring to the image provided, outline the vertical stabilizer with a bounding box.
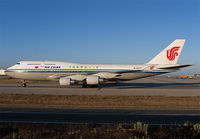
[147,39,185,65]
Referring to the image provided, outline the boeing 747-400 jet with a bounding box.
[5,39,191,87]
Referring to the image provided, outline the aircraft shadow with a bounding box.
[0,82,199,89]
[102,82,200,89]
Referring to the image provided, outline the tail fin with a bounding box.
[147,39,185,65]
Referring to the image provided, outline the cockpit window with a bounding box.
[16,63,20,65]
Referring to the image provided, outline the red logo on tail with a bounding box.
[166,47,180,61]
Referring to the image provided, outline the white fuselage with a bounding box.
[5,61,168,81]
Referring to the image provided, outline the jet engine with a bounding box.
[86,75,103,85]
[59,78,75,86]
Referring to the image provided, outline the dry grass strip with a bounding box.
[0,94,199,109]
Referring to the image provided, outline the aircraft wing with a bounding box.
[48,69,143,80]
[109,70,142,74]
[48,74,72,79]
[158,64,192,70]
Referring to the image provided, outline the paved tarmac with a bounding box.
[1,78,199,125]
[0,77,199,96]
[0,108,199,125]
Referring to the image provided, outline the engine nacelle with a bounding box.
[86,75,103,85]
[59,78,75,86]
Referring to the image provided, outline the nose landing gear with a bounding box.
[21,80,27,87]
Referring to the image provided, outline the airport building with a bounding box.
[194,74,200,78]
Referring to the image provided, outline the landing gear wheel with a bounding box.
[22,83,27,87]
[21,80,27,87]
[91,85,99,88]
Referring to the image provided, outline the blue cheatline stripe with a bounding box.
[7,69,131,71]
[5,69,169,74]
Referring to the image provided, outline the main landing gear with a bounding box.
[82,80,87,88]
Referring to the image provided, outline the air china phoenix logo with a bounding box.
[166,46,180,61]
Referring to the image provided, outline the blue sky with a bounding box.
[0,0,200,74]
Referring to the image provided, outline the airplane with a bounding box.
[5,39,192,87]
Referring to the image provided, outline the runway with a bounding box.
[1,108,200,125]
[0,77,199,96]
[0,108,200,125]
